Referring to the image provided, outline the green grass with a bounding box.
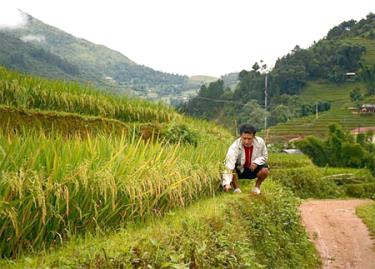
[269,153,313,169]
[264,106,375,144]
[349,37,375,66]
[0,181,320,269]
[189,75,218,84]
[268,153,375,199]
[356,202,375,239]
[301,81,365,107]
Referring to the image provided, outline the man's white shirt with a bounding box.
[222,136,268,186]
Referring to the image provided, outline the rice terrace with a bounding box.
[0,2,375,268]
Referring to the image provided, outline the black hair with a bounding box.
[239,124,257,135]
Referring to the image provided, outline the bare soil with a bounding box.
[300,199,375,269]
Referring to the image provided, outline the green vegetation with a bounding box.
[296,124,375,175]
[0,65,322,268]
[182,13,375,141]
[2,16,375,265]
[269,153,375,199]
[0,128,230,257]
[0,32,79,80]
[189,75,218,84]
[0,66,178,123]
[0,105,129,137]
[0,66,236,258]
[356,202,375,238]
[0,182,320,269]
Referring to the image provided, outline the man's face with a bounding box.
[241,132,254,147]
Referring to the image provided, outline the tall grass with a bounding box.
[0,66,178,123]
[0,130,230,258]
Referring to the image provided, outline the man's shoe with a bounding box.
[233,188,242,193]
[252,187,261,195]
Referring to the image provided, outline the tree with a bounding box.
[252,62,260,73]
[350,87,363,102]
[238,100,269,130]
[269,104,292,124]
[296,124,374,175]
[360,64,375,96]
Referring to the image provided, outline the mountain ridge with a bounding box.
[0,11,204,102]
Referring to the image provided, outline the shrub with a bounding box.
[270,166,342,198]
[296,124,375,175]
[162,123,199,146]
[343,183,375,199]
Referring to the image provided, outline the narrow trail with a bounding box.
[299,199,375,269]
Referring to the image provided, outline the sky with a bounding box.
[1,0,375,77]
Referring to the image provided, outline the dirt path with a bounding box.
[300,199,375,269]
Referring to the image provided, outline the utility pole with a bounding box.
[264,73,268,130]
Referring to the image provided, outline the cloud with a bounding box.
[0,8,28,29]
[21,35,46,43]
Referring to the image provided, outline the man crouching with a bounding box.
[222,124,269,195]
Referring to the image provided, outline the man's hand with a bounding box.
[250,163,257,172]
[223,184,232,192]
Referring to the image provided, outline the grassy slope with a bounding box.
[1,148,373,267]
[356,202,375,239]
[0,66,179,123]
[269,153,375,199]
[0,32,78,81]
[0,67,320,268]
[0,66,239,259]
[265,37,375,143]
[189,75,218,84]
[1,181,320,269]
[1,67,373,268]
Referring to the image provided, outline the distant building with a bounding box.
[346,72,356,81]
[348,106,359,114]
[281,149,303,154]
[288,136,304,143]
[360,104,375,114]
[351,127,375,143]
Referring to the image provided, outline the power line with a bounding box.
[193,96,243,104]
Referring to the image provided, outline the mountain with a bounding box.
[189,75,218,84]
[0,11,200,101]
[0,31,80,81]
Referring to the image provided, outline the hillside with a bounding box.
[1,65,375,268]
[189,75,218,84]
[0,65,232,255]
[0,31,80,80]
[182,13,375,141]
[264,81,375,143]
[0,11,200,101]
[264,34,375,143]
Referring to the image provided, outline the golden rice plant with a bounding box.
[0,66,179,123]
[0,129,230,258]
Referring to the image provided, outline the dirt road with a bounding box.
[300,199,375,269]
